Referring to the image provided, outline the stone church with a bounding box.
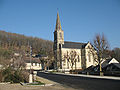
[53,12,97,70]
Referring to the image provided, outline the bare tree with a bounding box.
[111,48,120,62]
[64,50,78,73]
[12,55,26,70]
[39,56,54,70]
[38,49,54,70]
[92,33,109,75]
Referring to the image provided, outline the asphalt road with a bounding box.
[37,72,120,90]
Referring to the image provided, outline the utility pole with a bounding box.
[29,45,33,83]
[30,46,32,74]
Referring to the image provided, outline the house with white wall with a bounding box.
[24,57,42,70]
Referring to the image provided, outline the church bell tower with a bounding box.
[54,11,64,69]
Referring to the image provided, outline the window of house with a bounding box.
[78,55,80,62]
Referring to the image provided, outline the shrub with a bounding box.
[2,67,24,83]
[0,70,3,82]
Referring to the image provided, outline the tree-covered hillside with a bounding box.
[0,30,53,55]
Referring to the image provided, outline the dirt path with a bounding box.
[0,83,76,90]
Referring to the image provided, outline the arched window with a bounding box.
[88,53,91,62]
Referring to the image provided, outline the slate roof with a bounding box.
[102,58,119,68]
[24,57,40,63]
[102,59,111,68]
[112,63,120,69]
[35,54,47,58]
[62,41,87,49]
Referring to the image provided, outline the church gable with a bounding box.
[62,41,87,49]
[84,42,94,49]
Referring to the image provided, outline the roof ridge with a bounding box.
[63,41,88,49]
[64,41,87,44]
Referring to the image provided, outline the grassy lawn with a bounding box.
[27,81,45,85]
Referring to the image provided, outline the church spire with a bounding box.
[55,11,62,31]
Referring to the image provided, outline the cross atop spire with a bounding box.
[55,11,62,31]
